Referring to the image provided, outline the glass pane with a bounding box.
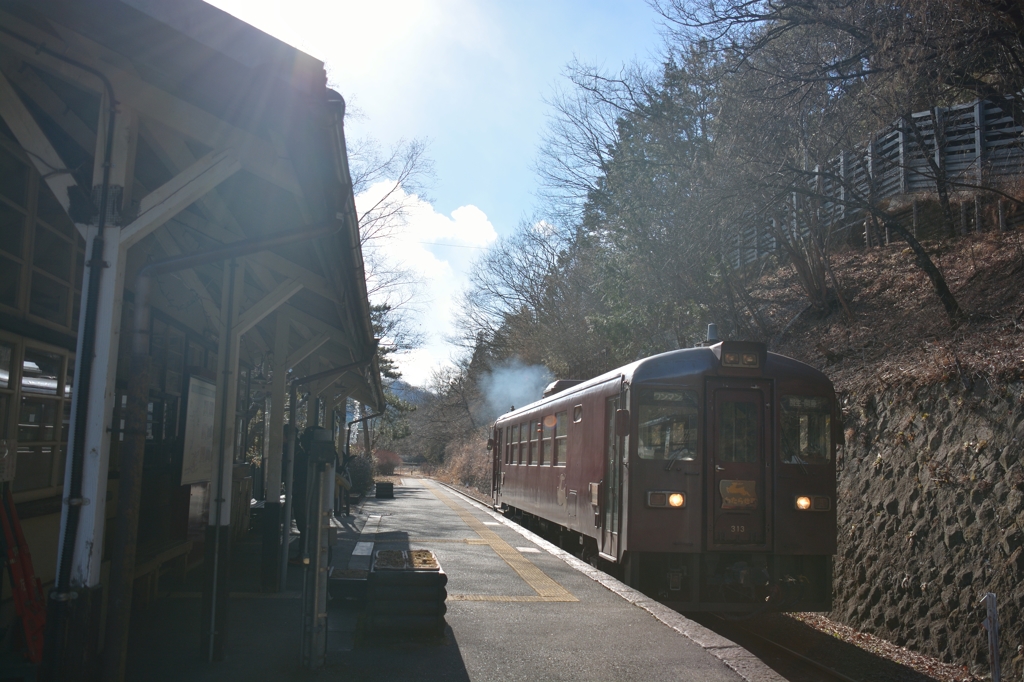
[781,396,832,464]
[36,184,74,237]
[553,411,567,466]
[541,415,556,465]
[0,254,21,309]
[19,398,59,442]
[717,400,759,463]
[0,342,11,388]
[638,389,699,461]
[166,327,184,394]
[22,349,62,395]
[519,422,527,464]
[0,201,26,256]
[33,224,72,281]
[528,419,540,464]
[0,394,8,439]
[64,355,74,399]
[62,400,71,443]
[29,272,69,324]
[12,444,54,492]
[56,445,67,487]
[0,147,28,207]
[605,396,619,528]
[188,341,205,368]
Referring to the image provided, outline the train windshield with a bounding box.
[780,396,832,465]
[637,389,698,462]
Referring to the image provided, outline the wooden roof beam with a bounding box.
[0,9,306,199]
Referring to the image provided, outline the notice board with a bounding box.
[181,376,217,485]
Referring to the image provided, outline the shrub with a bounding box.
[346,455,373,496]
[435,434,491,495]
[373,449,402,476]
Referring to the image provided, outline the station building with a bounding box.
[0,0,382,675]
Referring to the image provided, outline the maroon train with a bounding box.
[490,335,839,611]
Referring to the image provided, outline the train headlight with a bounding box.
[794,495,831,511]
[647,491,685,508]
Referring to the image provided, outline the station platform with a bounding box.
[123,477,781,682]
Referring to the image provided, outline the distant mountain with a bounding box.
[387,380,432,405]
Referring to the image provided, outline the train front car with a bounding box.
[492,338,839,614]
[626,340,838,612]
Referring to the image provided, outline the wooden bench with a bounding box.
[133,539,193,606]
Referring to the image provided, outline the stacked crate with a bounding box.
[365,550,447,637]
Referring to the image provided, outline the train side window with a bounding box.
[519,422,528,464]
[505,425,516,462]
[552,411,567,466]
[573,405,582,423]
[781,396,831,465]
[637,389,698,461]
[541,414,556,465]
[528,419,540,465]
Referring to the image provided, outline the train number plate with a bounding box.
[715,515,755,544]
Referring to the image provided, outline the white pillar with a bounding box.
[57,100,137,589]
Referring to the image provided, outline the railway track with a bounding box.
[431,479,859,682]
[695,613,859,682]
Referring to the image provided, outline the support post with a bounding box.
[300,456,333,669]
[263,312,289,591]
[46,95,135,682]
[201,260,244,662]
[280,413,298,592]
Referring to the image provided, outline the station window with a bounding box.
[552,411,567,466]
[780,396,832,465]
[1,338,74,496]
[0,138,85,334]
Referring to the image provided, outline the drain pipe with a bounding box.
[338,409,382,514]
[99,222,334,681]
[0,25,121,679]
[279,361,370,591]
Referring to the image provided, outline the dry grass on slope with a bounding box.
[756,233,1024,395]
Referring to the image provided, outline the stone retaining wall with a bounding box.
[834,381,1024,676]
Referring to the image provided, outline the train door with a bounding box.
[706,380,772,550]
[492,425,503,505]
[601,395,622,559]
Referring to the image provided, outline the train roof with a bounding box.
[495,343,832,423]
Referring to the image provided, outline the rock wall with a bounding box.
[834,381,1024,676]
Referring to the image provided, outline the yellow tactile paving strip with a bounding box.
[421,480,577,603]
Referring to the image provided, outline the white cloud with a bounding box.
[355,182,497,387]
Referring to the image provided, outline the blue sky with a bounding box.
[206,0,664,385]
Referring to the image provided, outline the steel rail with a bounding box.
[706,614,860,682]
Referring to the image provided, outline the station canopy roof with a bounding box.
[0,0,384,410]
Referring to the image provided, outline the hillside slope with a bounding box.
[761,233,1024,676]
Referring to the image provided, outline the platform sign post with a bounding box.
[981,592,1000,682]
